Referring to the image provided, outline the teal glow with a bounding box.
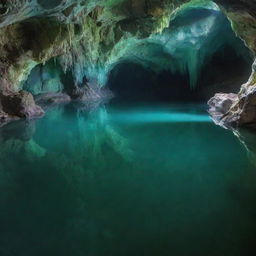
[96,2,250,88]
[0,105,256,256]
[0,103,255,256]
[24,2,251,91]
[110,111,211,123]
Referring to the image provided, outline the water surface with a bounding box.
[0,103,256,256]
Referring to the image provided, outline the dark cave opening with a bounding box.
[107,48,251,104]
[106,7,253,104]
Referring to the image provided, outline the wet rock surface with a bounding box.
[0,90,44,123]
[0,0,187,126]
[208,90,256,130]
[0,0,255,127]
[206,1,256,130]
[208,93,238,127]
[208,60,256,130]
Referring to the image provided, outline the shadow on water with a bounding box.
[0,103,256,256]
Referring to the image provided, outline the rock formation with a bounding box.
[0,0,255,128]
[208,0,256,129]
[0,0,187,124]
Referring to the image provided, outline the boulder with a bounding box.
[208,93,238,126]
[0,90,44,119]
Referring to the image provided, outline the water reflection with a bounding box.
[0,103,256,256]
[0,103,135,256]
[234,129,256,168]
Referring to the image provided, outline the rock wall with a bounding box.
[0,0,190,124]
[0,0,187,89]
[208,0,256,130]
[0,0,256,128]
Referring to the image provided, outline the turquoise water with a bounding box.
[0,103,256,256]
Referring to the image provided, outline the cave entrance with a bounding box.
[107,4,253,104]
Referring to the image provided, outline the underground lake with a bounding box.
[1,102,256,256]
[1,0,256,255]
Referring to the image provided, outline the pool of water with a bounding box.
[0,103,256,256]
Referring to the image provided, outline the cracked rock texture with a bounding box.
[0,90,44,120]
[0,0,190,124]
[0,0,255,128]
[208,0,256,129]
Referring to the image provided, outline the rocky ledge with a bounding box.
[0,0,256,129]
[208,60,256,130]
[0,90,44,126]
[208,93,238,128]
[209,89,256,130]
[0,85,113,126]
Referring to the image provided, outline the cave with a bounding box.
[107,47,251,103]
[2,1,256,256]
[107,6,252,103]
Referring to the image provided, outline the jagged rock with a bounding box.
[204,0,256,130]
[208,58,256,130]
[237,87,256,126]
[0,0,187,128]
[209,86,256,129]
[208,93,238,127]
[0,90,44,119]
[0,0,255,127]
